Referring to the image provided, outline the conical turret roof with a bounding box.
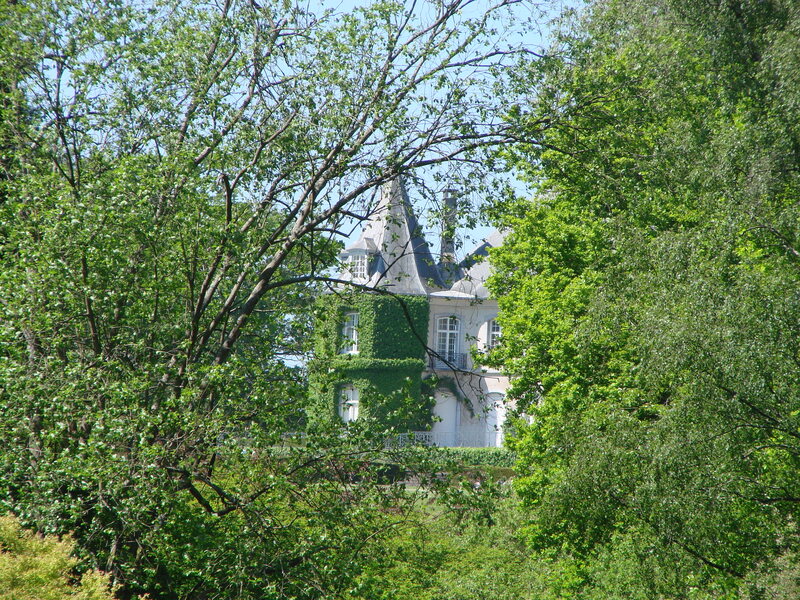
[342,178,444,294]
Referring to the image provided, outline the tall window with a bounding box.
[339,385,359,422]
[349,254,368,281]
[488,319,501,349]
[436,316,460,360]
[341,312,359,354]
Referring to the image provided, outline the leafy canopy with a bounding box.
[490,0,800,596]
[0,0,538,597]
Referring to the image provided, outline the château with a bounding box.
[310,178,509,447]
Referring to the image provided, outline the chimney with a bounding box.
[440,188,457,263]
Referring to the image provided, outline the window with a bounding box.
[349,254,368,281]
[339,385,359,422]
[341,312,359,354]
[488,319,501,349]
[436,316,460,360]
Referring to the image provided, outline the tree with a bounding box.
[0,0,538,597]
[490,0,800,596]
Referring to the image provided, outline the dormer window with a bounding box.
[340,237,376,285]
[341,311,359,354]
[350,254,368,281]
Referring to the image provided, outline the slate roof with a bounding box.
[444,229,506,299]
[340,177,503,298]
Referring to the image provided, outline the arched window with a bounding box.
[436,316,460,362]
[339,385,359,422]
[340,312,359,354]
[488,319,501,349]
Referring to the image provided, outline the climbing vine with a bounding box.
[309,292,433,430]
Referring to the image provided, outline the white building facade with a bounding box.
[333,179,510,447]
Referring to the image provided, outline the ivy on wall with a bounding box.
[313,293,429,359]
[309,292,433,430]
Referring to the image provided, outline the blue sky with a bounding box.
[331,0,568,258]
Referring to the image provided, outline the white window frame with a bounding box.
[349,254,368,281]
[488,319,501,349]
[436,315,460,361]
[340,311,359,354]
[339,385,359,422]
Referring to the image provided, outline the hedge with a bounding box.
[425,446,517,468]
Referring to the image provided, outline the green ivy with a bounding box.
[313,293,429,359]
[309,293,432,430]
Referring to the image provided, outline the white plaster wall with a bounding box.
[430,390,458,447]
[426,295,510,447]
[427,295,502,367]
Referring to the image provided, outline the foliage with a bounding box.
[0,514,116,600]
[310,292,432,429]
[425,446,517,468]
[343,494,543,600]
[0,0,534,597]
[491,0,800,596]
[127,446,429,600]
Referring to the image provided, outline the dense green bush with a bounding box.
[429,447,517,468]
[344,496,541,600]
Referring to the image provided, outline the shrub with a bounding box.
[0,514,116,600]
[431,447,517,468]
